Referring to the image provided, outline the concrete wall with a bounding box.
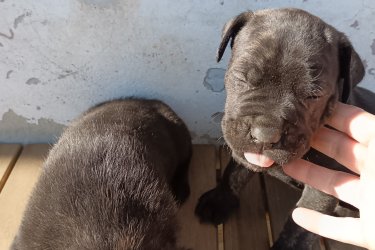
[1,0,374,144]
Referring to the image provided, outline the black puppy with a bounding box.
[196,8,366,249]
[12,98,192,250]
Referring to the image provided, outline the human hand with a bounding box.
[283,102,375,250]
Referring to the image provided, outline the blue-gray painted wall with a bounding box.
[1,0,374,143]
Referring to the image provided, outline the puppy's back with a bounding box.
[12,98,191,250]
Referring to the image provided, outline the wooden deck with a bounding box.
[0,144,363,250]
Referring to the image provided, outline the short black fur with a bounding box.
[196,8,369,250]
[12,98,192,250]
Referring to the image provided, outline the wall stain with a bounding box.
[189,130,219,144]
[26,77,41,85]
[0,109,66,144]
[79,0,120,8]
[369,68,375,76]
[199,133,219,144]
[363,60,368,69]
[371,39,375,55]
[203,68,225,92]
[58,70,78,79]
[6,70,13,79]
[0,29,14,40]
[189,130,197,138]
[14,12,32,29]
[350,20,359,29]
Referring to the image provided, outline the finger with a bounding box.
[311,126,367,174]
[283,160,361,207]
[363,139,375,176]
[327,102,375,146]
[292,208,366,248]
[359,157,375,250]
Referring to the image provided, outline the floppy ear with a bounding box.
[338,34,365,102]
[217,11,253,62]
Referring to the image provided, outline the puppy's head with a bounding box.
[219,8,364,171]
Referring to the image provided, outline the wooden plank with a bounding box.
[0,144,22,192]
[221,148,269,250]
[177,145,218,250]
[0,144,50,250]
[263,175,322,250]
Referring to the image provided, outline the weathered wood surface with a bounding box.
[177,145,218,250]
[0,144,22,192]
[0,144,50,250]
[220,148,270,250]
[0,144,363,250]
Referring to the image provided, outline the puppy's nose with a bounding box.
[251,126,282,143]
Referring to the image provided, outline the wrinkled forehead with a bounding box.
[247,9,337,40]
[233,9,339,57]
[228,12,340,90]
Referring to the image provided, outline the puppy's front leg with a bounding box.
[195,157,255,225]
[272,186,338,250]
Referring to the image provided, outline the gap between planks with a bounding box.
[0,144,23,193]
[219,147,270,250]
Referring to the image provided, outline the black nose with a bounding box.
[251,126,282,143]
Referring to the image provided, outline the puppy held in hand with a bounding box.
[12,98,192,250]
[196,8,367,249]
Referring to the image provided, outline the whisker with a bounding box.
[216,136,224,143]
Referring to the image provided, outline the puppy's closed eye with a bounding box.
[304,83,325,101]
[306,94,322,100]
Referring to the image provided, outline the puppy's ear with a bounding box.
[217,11,253,62]
[338,34,365,102]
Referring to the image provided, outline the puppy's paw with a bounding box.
[195,186,239,225]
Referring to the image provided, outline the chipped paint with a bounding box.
[0,110,66,144]
[203,68,225,92]
[13,12,32,29]
[350,20,359,29]
[6,70,13,79]
[198,133,219,144]
[57,70,78,79]
[79,0,121,8]
[25,78,41,85]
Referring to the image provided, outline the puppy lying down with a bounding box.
[12,99,192,250]
[196,8,369,249]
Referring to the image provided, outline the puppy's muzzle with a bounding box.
[251,116,282,144]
